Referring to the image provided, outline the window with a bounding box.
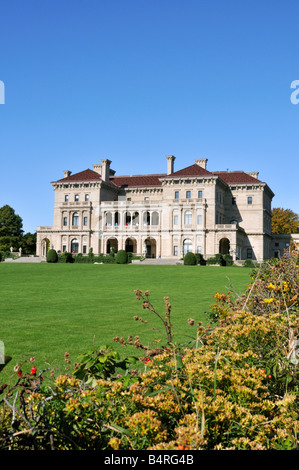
[62,245,66,252]
[197,215,202,225]
[63,217,67,226]
[144,197,149,201]
[198,190,202,199]
[75,194,79,202]
[83,245,87,254]
[247,248,253,259]
[186,191,191,199]
[173,245,178,256]
[72,213,79,226]
[85,194,89,202]
[65,195,69,202]
[184,210,192,225]
[174,215,178,225]
[197,246,202,254]
[248,197,252,205]
[175,191,179,199]
[232,197,236,205]
[83,216,88,226]
[247,186,252,190]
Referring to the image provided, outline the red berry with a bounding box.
[30,366,37,375]
[17,370,22,377]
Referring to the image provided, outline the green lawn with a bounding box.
[0,263,252,372]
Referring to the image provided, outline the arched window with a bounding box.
[106,212,112,226]
[72,212,79,226]
[132,212,139,225]
[151,211,159,226]
[184,210,192,225]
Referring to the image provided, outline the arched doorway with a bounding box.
[144,238,156,258]
[107,238,118,254]
[219,238,230,255]
[125,237,137,254]
[183,239,192,255]
[71,238,79,254]
[41,238,50,257]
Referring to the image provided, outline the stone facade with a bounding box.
[36,156,276,261]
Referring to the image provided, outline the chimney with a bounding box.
[166,155,176,175]
[101,158,112,182]
[195,158,208,170]
[93,163,102,175]
[63,170,72,178]
[247,171,259,180]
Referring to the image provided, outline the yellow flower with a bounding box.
[264,298,274,304]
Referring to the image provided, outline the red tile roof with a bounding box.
[165,163,213,178]
[56,169,102,182]
[110,174,166,188]
[55,164,262,187]
[213,171,262,184]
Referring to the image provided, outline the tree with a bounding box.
[21,232,36,255]
[271,207,299,234]
[0,205,24,251]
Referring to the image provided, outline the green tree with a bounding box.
[271,207,299,234]
[0,205,24,251]
[21,232,37,254]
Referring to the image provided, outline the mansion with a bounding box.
[37,155,280,261]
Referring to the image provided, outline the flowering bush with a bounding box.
[0,244,298,450]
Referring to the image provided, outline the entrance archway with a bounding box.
[71,238,79,254]
[41,238,50,257]
[125,237,137,254]
[219,238,230,255]
[107,238,118,254]
[144,238,156,258]
[183,239,192,255]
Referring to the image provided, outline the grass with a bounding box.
[0,263,252,373]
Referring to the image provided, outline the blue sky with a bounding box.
[0,0,298,233]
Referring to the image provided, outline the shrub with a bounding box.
[59,252,74,263]
[183,252,196,265]
[115,249,128,264]
[46,249,58,263]
[206,256,217,265]
[243,258,255,267]
[195,253,206,265]
[223,254,234,266]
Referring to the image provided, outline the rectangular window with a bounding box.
[63,217,67,226]
[75,194,79,202]
[197,215,202,225]
[197,246,202,254]
[83,217,88,226]
[247,248,253,259]
[144,197,149,201]
[175,191,179,199]
[173,245,178,256]
[198,190,202,199]
[65,195,69,202]
[232,197,236,205]
[248,196,252,205]
[85,194,89,201]
[174,215,178,225]
[83,245,87,254]
[186,191,191,199]
[62,245,66,252]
